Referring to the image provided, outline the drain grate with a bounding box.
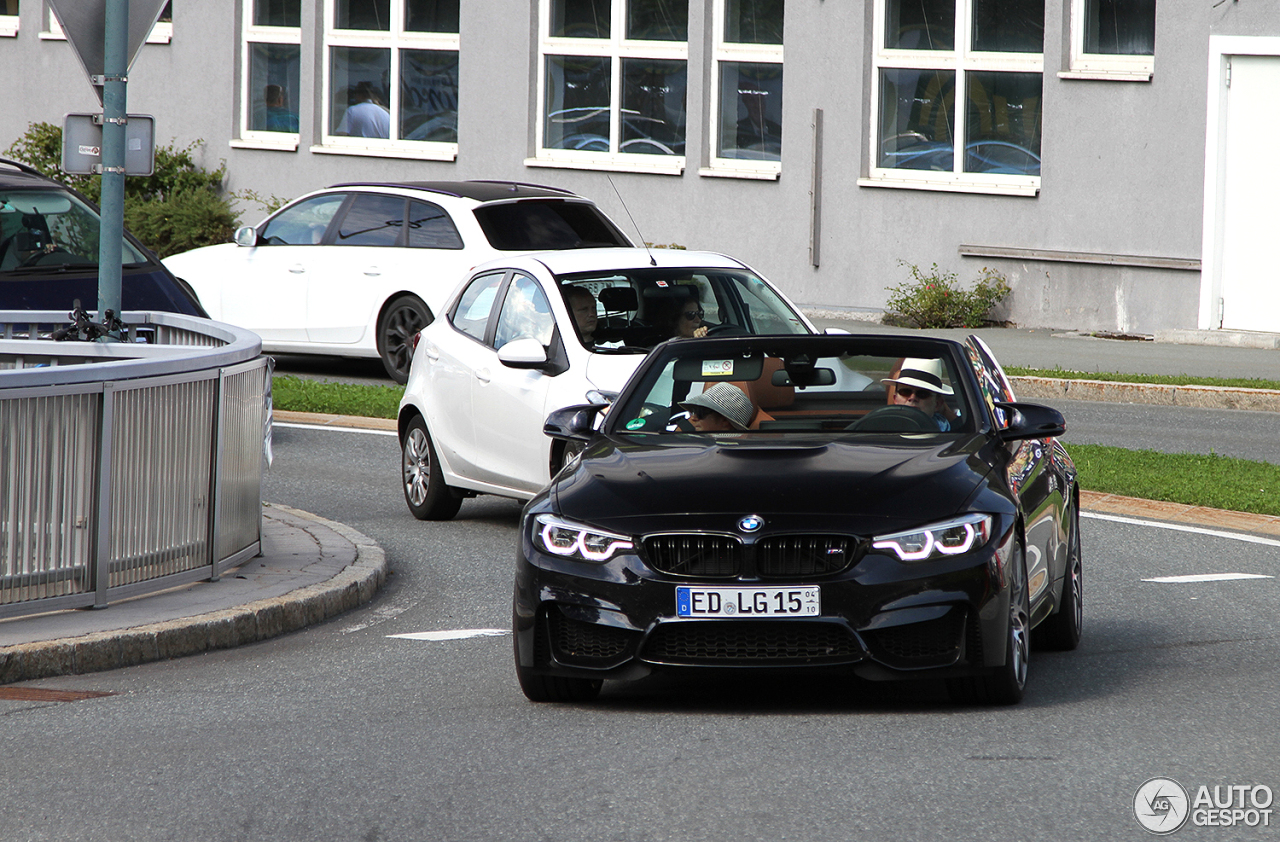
[0,688,117,702]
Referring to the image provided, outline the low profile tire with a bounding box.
[401,415,462,521]
[516,663,603,703]
[948,545,1030,705]
[378,295,433,384]
[1037,504,1083,651]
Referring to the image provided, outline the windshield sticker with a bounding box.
[625,418,646,430]
[702,360,734,377]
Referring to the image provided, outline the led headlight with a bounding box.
[534,515,634,562]
[872,513,994,562]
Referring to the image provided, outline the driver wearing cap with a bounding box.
[883,358,954,431]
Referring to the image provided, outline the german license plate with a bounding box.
[676,586,820,618]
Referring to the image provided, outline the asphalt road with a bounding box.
[2,420,1278,841]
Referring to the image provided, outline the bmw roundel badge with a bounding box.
[738,515,764,533]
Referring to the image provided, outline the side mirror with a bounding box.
[497,337,550,370]
[234,226,259,247]
[994,401,1066,441]
[544,403,603,442]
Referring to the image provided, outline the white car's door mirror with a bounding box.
[234,226,258,247]
[497,337,548,369]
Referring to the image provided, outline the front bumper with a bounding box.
[514,520,1016,684]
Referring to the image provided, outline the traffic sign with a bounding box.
[48,0,169,104]
[62,113,155,176]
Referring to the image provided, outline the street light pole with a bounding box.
[96,0,127,327]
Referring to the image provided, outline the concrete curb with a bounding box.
[1011,376,1280,412]
[0,504,387,685]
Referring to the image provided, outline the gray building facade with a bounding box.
[2,1,1277,335]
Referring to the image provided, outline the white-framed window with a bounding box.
[701,0,784,180]
[531,0,688,175]
[864,0,1043,197]
[316,0,460,160]
[1063,0,1155,81]
[43,2,172,43]
[237,0,302,150]
[1,0,18,38]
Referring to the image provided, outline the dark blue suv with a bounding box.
[0,158,206,316]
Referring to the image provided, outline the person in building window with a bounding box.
[264,84,299,132]
[883,358,955,431]
[336,81,390,138]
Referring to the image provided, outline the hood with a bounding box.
[551,433,998,536]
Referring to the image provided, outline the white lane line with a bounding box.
[1083,511,1280,548]
[1143,573,1274,584]
[273,421,397,437]
[387,628,510,641]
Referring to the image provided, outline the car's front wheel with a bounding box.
[401,415,462,521]
[379,295,433,384]
[948,544,1029,705]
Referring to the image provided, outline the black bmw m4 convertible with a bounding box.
[514,333,1082,705]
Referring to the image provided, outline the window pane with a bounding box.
[401,50,459,142]
[1085,0,1154,56]
[335,0,389,30]
[337,194,406,246]
[331,48,391,137]
[884,0,953,50]
[718,62,783,161]
[254,0,300,27]
[964,71,1041,175]
[474,202,629,250]
[550,0,609,38]
[971,0,1043,53]
[407,201,464,249]
[724,0,783,45]
[544,55,611,150]
[621,58,686,155]
[249,44,301,132]
[877,68,955,170]
[406,0,459,32]
[496,276,556,350]
[452,273,504,342]
[627,0,687,41]
[260,195,347,245]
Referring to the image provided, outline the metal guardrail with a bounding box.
[0,311,268,619]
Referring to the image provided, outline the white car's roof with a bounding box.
[469,247,751,277]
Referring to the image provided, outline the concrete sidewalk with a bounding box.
[1,325,1276,685]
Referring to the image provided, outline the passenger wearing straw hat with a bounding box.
[680,382,754,432]
[883,358,954,431]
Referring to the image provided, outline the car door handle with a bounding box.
[364,266,381,277]
[288,264,306,274]
[475,368,491,384]
[424,347,439,362]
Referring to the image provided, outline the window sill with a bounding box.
[311,143,458,162]
[1058,69,1152,82]
[858,174,1039,198]
[698,165,781,182]
[524,155,684,176]
[231,137,300,152]
[0,19,17,37]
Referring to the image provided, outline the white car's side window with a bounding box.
[451,271,505,342]
[495,275,555,350]
[260,194,347,245]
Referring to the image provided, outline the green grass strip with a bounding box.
[272,375,403,420]
[1068,443,1280,516]
[1005,366,1280,392]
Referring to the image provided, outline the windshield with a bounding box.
[613,343,972,436]
[557,266,808,352]
[0,189,147,272]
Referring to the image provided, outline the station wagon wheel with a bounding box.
[401,415,462,521]
[378,295,433,384]
[1036,502,1083,651]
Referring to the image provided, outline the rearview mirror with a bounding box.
[994,401,1066,441]
[544,403,603,442]
[234,226,259,247]
[498,338,549,369]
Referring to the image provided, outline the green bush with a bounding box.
[4,121,239,257]
[883,261,1011,329]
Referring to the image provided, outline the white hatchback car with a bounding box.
[397,247,817,520]
[163,181,631,382]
